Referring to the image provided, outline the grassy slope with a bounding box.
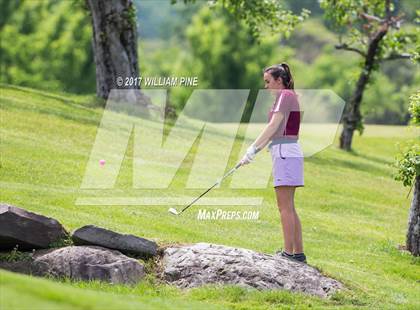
[0,84,419,309]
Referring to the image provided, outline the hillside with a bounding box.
[0,84,419,309]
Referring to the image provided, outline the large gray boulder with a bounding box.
[0,204,67,250]
[31,246,145,284]
[72,225,157,259]
[163,243,342,298]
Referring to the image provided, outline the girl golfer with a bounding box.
[240,63,306,263]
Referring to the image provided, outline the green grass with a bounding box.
[1,84,419,309]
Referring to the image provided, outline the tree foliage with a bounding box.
[321,0,418,68]
[0,0,94,93]
[408,89,420,126]
[320,0,418,150]
[172,0,309,39]
[394,90,420,188]
[1,0,418,127]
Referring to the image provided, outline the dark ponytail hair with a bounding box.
[263,62,294,89]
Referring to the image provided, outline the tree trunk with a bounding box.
[339,25,389,151]
[86,0,139,99]
[406,175,420,256]
[339,71,367,151]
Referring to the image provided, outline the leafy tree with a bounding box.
[172,0,310,39]
[0,0,95,93]
[320,0,419,151]
[0,0,22,29]
[394,90,420,256]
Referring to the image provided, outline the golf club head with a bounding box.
[168,207,179,215]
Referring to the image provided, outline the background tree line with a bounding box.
[1,0,418,125]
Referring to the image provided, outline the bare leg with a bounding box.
[275,186,296,254]
[292,193,303,254]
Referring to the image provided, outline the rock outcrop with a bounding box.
[163,243,342,298]
[72,225,157,259]
[32,245,145,284]
[0,204,67,250]
[0,205,344,297]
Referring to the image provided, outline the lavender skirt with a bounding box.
[269,142,304,187]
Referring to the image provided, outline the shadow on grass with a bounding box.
[307,151,391,177]
[1,84,106,109]
[1,86,102,127]
[351,150,393,166]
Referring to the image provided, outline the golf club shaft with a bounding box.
[178,162,242,214]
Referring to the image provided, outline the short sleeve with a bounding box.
[273,90,292,113]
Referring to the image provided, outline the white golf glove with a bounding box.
[241,145,258,165]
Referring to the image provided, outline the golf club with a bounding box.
[168,161,243,216]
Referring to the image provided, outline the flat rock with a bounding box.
[31,245,145,284]
[72,225,157,259]
[0,204,68,250]
[163,243,343,298]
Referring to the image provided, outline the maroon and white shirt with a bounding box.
[268,89,301,140]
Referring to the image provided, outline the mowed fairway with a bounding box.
[1,84,419,309]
